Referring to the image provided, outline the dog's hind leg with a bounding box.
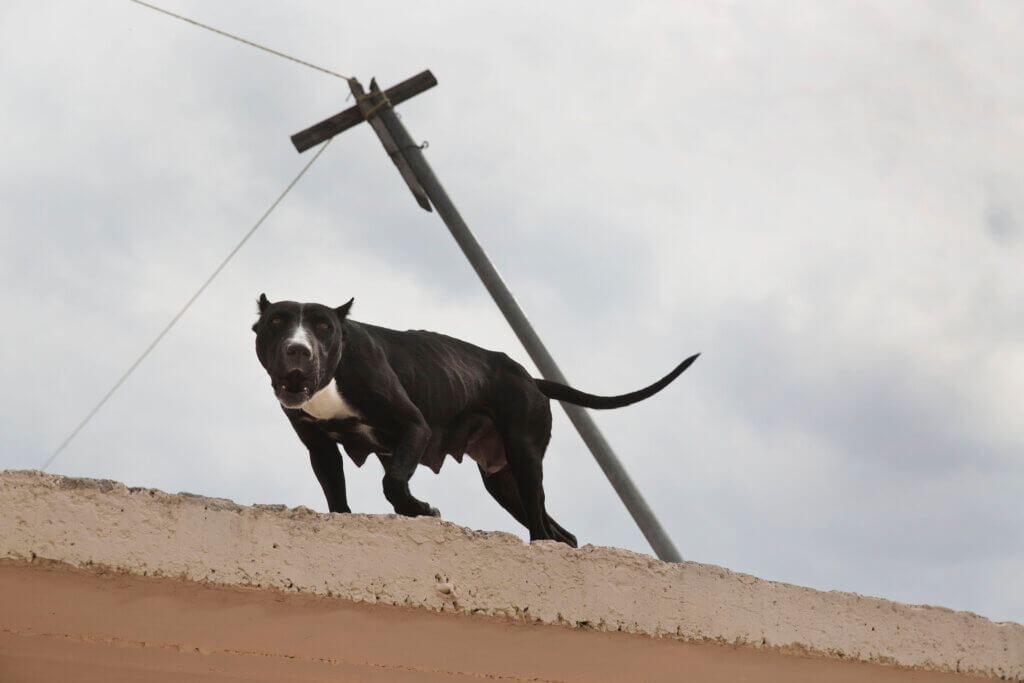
[479,466,578,547]
[501,432,567,544]
[478,465,527,526]
[544,514,577,548]
[503,438,546,541]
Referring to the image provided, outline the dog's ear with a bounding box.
[335,297,354,320]
[252,293,272,333]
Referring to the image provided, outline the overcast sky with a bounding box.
[2,1,1021,624]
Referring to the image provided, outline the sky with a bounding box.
[1,1,1022,623]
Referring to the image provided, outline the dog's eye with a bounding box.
[270,317,282,326]
[317,321,329,331]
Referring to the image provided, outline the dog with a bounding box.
[252,294,698,547]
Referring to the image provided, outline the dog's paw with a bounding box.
[427,506,441,518]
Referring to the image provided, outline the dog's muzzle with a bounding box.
[274,369,315,408]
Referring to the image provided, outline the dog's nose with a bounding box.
[286,343,312,358]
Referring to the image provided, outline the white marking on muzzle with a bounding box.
[287,305,312,352]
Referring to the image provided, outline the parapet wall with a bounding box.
[1,469,1020,680]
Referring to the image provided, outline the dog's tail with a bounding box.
[534,353,699,410]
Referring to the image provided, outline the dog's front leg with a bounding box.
[309,443,351,513]
[290,417,351,513]
[382,421,438,517]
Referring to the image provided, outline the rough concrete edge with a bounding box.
[2,469,1021,680]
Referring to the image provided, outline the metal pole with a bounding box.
[361,80,683,563]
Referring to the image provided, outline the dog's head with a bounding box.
[252,294,353,409]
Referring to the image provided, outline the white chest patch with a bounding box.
[301,379,361,421]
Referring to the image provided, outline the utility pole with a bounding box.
[291,71,684,563]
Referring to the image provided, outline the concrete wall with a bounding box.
[1,469,1020,680]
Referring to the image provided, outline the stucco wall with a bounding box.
[1,469,1020,679]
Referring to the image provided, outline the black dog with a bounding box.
[252,294,698,547]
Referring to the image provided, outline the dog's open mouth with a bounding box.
[275,370,313,407]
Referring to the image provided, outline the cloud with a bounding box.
[986,204,1020,245]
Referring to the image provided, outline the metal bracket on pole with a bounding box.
[290,72,684,563]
